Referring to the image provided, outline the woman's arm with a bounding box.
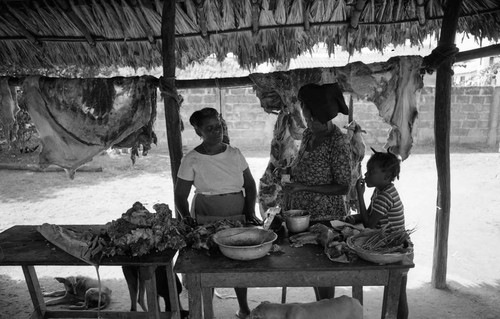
[242,167,260,224]
[174,178,193,219]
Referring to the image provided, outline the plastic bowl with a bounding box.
[284,210,310,233]
[212,227,277,261]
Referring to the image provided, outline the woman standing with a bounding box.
[174,107,259,318]
[283,83,352,299]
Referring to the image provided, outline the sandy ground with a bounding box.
[0,147,499,319]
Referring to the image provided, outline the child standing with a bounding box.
[346,149,409,319]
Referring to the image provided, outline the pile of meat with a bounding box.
[289,222,363,263]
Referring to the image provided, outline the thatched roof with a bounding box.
[0,0,499,76]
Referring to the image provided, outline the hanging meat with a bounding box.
[0,77,20,149]
[344,120,366,213]
[22,76,157,178]
[257,109,304,216]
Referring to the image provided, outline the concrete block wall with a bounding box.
[154,87,276,152]
[154,86,500,153]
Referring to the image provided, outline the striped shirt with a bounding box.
[369,183,405,230]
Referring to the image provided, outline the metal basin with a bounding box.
[284,210,310,233]
[212,227,277,261]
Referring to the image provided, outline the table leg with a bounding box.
[164,263,181,319]
[202,287,213,319]
[352,285,363,305]
[186,274,202,319]
[381,269,403,319]
[22,265,46,319]
[142,266,160,319]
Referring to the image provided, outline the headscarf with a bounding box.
[297,83,348,123]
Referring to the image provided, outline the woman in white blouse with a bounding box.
[174,107,259,318]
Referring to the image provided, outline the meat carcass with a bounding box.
[251,56,423,161]
[23,76,157,178]
[0,77,20,148]
[344,120,366,213]
[256,108,304,218]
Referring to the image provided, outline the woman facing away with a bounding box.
[174,107,260,318]
[283,83,353,300]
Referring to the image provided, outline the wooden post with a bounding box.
[161,0,183,183]
[431,0,462,289]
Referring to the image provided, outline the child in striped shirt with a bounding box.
[346,148,409,319]
[346,148,405,230]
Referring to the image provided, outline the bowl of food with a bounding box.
[346,229,414,264]
[283,210,310,233]
[212,227,277,261]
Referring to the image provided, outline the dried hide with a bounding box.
[22,76,157,179]
[0,77,20,147]
[251,56,423,214]
[257,110,304,216]
[344,120,366,213]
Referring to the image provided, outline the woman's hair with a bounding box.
[368,148,402,181]
[189,107,219,128]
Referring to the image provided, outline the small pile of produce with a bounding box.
[347,226,414,264]
[186,219,244,253]
[357,226,413,253]
[38,201,249,262]
[104,202,193,257]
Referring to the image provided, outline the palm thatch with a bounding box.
[0,0,499,76]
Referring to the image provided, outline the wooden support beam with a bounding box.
[350,0,368,29]
[432,0,463,290]
[195,0,208,38]
[251,0,261,34]
[161,0,183,185]
[302,0,310,32]
[55,0,96,46]
[415,0,426,26]
[455,44,500,62]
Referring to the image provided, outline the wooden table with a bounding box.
[175,243,414,319]
[0,225,181,319]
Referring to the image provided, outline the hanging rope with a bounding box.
[421,44,459,75]
[215,77,230,144]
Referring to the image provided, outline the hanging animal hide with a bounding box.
[251,56,423,214]
[0,77,20,148]
[344,120,366,213]
[22,76,157,179]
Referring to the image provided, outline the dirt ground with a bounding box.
[0,145,499,319]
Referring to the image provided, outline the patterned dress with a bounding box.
[289,125,352,222]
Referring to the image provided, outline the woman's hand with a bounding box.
[245,214,262,226]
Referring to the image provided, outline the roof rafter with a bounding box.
[55,0,96,46]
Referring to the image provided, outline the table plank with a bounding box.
[175,244,414,274]
[0,225,177,266]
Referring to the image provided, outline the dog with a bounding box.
[122,265,188,317]
[43,276,111,310]
[247,295,362,319]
